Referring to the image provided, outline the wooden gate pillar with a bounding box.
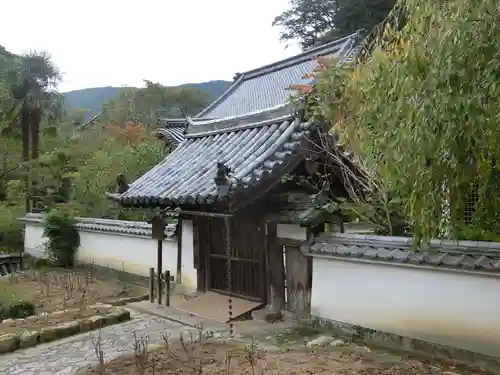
[266,223,286,314]
[284,244,312,318]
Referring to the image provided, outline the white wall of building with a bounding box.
[277,224,307,241]
[311,257,500,357]
[179,220,197,293]
[23,216,196,293]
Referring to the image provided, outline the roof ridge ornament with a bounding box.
[183,112,198,135]
[214,162,232,196]
[116,174,129,194]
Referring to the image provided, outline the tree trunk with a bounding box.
[30,108,41,160]
[21,106,31,213]
[30,108,42,211]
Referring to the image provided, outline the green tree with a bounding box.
[101,80,208,126]
[311,0,500,242]
[273,0,396,49]
[2,52,63,211]
[71,123,164,219]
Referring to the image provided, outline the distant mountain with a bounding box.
[63,80,231,120]
[63,87,127,117]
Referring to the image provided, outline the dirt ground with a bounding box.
[0,267,148,314]
[76,339,469,375]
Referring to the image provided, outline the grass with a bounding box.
[0,283,25,304]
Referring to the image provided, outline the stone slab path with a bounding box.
[0,309,226,375]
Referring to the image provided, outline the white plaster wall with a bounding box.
[180,220,197,293]
[277,224,307,241]
[24,220,195,292]
[311,257,500,357]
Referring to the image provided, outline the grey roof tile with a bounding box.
[307,233,500,273]
[350,246,368,257]
[113,115,311,206]
[336,245,352,256]
[376,248,393,260]
[361,247,379,259]
[474,255,495,270]
[407,252,425,264]
[391,249,410,262]
[440,253,463,267]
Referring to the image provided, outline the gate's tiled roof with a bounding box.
[306,233,500,273]
[111,109,312,207]
[115,34,360,207]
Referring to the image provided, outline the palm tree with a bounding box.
[3,51,63,212]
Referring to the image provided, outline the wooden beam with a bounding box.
[277,237,305,247]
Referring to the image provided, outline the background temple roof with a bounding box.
[156,33,359,145]
[195,33,358,120]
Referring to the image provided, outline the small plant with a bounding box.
[91,329,107,374]
[7,270,19,285]
[119,261,128,296]
[78,285,89,313]
[43,208,80,268]
[132,332,149,375]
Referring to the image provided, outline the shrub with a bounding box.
[42,208,80,268]
[0,204,24,253]
[0,287,35,320]
[0,300,35,320]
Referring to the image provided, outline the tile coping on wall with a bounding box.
[20,213,177,240]
[311,315,500,374]
[303,232,500,274]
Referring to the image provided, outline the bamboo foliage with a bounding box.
[309,0,500,241]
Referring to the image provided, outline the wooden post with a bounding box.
[176,220,182,285]
[149,267,155,302]
[150,213,166,306]
[285,245,312,317]
[224,216,234,337]
[157,240,163,305]
[267,223,285,314]
[165,270,171,307]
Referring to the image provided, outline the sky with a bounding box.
[0,0,301,92]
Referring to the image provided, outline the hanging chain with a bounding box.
[224,217,233,337]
